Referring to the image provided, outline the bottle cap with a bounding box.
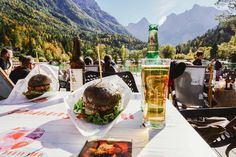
[149,24,158,31]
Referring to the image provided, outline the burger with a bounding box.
[73,83,122,125]
[23,74,52,99]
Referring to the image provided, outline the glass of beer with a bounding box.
[141,59,170,129]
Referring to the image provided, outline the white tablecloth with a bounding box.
[0,92,218,157]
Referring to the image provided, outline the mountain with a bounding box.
[176,16,236,60]
[126,5,224,45]
[177,17,236,52]
[125,18,150,42]
[73,0,128,34]
[13,0,128,34]
[0,0,145,61]
[159,4,224,45]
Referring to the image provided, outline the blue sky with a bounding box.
[95,0,217,26]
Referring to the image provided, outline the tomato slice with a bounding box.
[11,141,29,149]
[77,114,85,119]
[10,132,25,140]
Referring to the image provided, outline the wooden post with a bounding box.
[208,63,213,108]
[97,45,102,81]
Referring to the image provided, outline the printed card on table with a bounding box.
[78,139,132,157]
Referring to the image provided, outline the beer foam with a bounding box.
[142,65,169,68]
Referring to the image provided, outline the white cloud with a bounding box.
[158,16,167,25]
[150,0,177,24]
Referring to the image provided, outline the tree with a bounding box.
[216,0,236,22]
[97,44,106,59]
[216,0,236,13]
[28,38,36,55]
[45,50,53,61]
[174,53,186,59]
[210,43,218,59]
[110,47,120,63]
[120,45,128,64]
[34,48,44,58]
[3,34,10,45]
[0,0,146,62]
[185,48,195,61]
[128,50,143,64]
[197,47,211,60]
[175,45,182,54]
[160,45,175,59]
[231,52,236,62]
[216,34,236,60]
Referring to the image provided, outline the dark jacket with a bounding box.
[104,64,116,73]
[0,57,8,70]
[192,59,202,65]
[10,66,30,84]
[215,60,222,71]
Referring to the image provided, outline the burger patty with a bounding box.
[83,99,116,113]
[28,84,50,92]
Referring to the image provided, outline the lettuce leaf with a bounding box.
[73,98,122,125]
[73,99,84,114]
[23,87,52,96]
[23,90,45,96]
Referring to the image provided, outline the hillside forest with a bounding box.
[171,0,236,62]
[1,0,236,63]
[0,0,146,63]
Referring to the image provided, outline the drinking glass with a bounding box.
[141,59,170,129]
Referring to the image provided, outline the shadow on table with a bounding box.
[35,118,85,156]
[0,97,64,118]
[115,110,165,141]
[28,108,165,156]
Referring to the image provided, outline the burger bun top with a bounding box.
[28,74,52,87]
[83,82,121,108]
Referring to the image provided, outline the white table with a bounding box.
[0,92,218,157]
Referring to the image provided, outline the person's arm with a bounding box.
[0,61,5,70]
[4,60,13,76]
[111,65,117,73]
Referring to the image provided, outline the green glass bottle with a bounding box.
[146,24,160,59]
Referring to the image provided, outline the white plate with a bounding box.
[64,75,132,137]
[0,64,59,105]
[29,91,57,102]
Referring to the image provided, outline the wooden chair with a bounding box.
[170,63,236,156]
[84,71,139,93]
[59,79,70,91]
[0,68,14,100]
[85,65,99,72]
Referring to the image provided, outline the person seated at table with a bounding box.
[169,61,186,91]
[0,48,13,76]
[215,60,222,81]
[104,55,117,73]
[94,60,105,72]
[193,51,204,65]
[84,56,93,65]
[9,56,34,84]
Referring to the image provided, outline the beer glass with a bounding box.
[141,59,170,129]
